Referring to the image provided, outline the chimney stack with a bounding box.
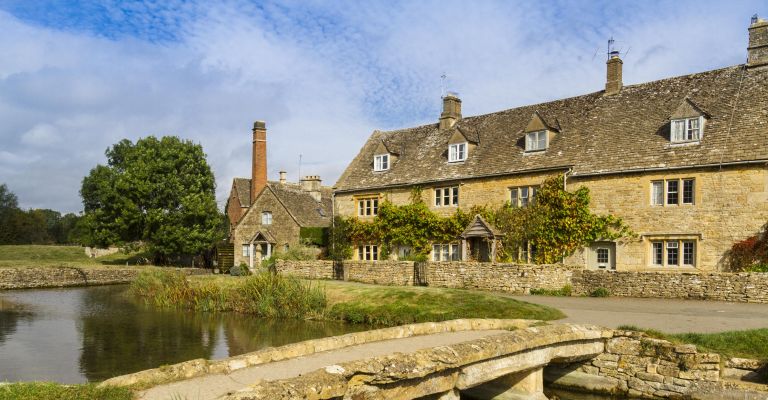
[279,171,287,184]
[605,51,623,95]
[251,121,267,204]
[748,15,768,68]
[439,93,462,130]
[300,175,322,202]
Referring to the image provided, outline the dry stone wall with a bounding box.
[276,260,768,303]
[0,267,208,290]
[573,270,768,303]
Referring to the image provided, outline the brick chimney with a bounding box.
[300,175,322,202]
[605,51,623,95]
[439,93,462,130]
[279,171,287,185]
[251,121,267,203]
[748,15,768,68]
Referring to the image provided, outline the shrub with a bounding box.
[590,287,610,297]
[230,262,252,276]
[130,269,193,308]
[727,224,768,272]
[530,285,572,296]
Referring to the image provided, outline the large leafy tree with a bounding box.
[81,136,223,262]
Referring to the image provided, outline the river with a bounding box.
[0,284,367,383]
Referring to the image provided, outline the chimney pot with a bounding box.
[605,55,623,95]
[748,15,768,68]
[300,175,323,202]
[279,171,287,184]
[439,93,462,130]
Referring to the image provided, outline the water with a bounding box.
[0,285,367,383]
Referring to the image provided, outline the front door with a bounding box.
[468,238,491,262]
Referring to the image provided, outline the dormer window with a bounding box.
[525,130,547,152]
[671,116,703,143]
[374,154,389,171]
[449,142,467,162]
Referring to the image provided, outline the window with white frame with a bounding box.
[671,117,703,143]
[448,142,467,162]
[358,197,379,216]
[357,244,378,261]
[525,130,547,152]
[596,248,610,268]
[516,241,537,263]
[374,154,389,171]
[650,239,696,267]
[432,243,460,261]
[435,186,459,206]
[510,186,538,208]
[242,244,250,257]
[650,178,695,206]
[261,211,272,225]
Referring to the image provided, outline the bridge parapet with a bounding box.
[226,324,609,400]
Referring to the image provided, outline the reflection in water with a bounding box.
[0,285,367,383]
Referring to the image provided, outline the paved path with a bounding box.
[139,329,508,400]
[510,295,768,333]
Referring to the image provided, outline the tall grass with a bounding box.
[130,269,326,319]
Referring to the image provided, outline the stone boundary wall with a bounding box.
[572,270,768,303]
[428,262,580,293]
[0,267,209,290]
[100,318,536,389]
[276,260,768,303]
[275,260,576,294]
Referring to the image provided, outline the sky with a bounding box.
[0,0,764,213]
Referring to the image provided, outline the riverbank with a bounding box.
[132,271,565,325]
[0,244,152,268]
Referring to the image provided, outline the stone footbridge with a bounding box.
[101,319,755,400]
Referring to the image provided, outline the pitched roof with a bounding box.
[335,65,768,192]
[267,182,333,227]
[233,178,252,207]
[232,178,332,227]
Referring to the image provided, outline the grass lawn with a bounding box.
[619,325,768,361]
[0,245,152,268]
[188,275,565,326]
[0,382,133,400]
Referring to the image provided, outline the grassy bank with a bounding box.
[0,382,132,400]
[132,270,564,326]
[619,325,768,361]
[0,245,152,268]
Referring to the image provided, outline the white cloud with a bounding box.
[0,1,763,212]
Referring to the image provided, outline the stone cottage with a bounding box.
[226,121,332,270]
[333,17,768,271]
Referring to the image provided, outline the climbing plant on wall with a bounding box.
[330,177,633,264]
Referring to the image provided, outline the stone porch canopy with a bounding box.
[459,215,505,262]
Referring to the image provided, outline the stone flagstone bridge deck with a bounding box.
[101,319,764,400]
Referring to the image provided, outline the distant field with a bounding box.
[0,245,151,268]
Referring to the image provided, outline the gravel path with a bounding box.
[509,295,768,333]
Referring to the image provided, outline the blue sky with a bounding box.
[0,0,764,212]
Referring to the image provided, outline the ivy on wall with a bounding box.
[330,177,633,263]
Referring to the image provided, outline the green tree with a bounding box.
[81,136,224,263]
[0,184,19,244]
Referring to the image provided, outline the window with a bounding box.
[516,241,537,263]
[650,239,696,267]
[667,180,679,205]
[435,186,459,207]
[261,211,272,225]
[510,186,538,207]
[596,248,609,266]
[432,244,460,261]
[357,198,379,216]
[357,245,378,261]
[242,244,250,257]
[374,154,389,171]
[650,178,695,206]
[448,143,467,162]
[671,117,703,143]
[651,181,664,206]
[525,130,547,152]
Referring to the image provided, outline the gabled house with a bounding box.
[226,122,332,270]
[333,17,768,271]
